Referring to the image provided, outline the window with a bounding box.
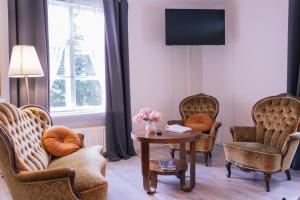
[48,0,105,115]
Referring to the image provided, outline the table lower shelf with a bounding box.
[149,159,186,175]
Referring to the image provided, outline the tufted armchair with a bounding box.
[168,93,222,166]
[0,102,107,200]
[223,94,300,192]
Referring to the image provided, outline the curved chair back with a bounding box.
[0,103,52,172]
[179,93,219,121]
[252,94,300,150]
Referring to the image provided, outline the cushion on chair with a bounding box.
[42,126,81,157]
[223,142,282,172]
[48,146,107,199]
[184,113,213,132]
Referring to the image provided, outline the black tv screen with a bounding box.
[165,9,225,45]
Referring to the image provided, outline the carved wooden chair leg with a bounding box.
[204,152,209,167]
[225,161,232,178]
[264,173,271,192]
[285,170,291,181]
[170,148,176,159]
[209,152,212,158]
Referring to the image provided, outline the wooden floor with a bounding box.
[1,145,300,200]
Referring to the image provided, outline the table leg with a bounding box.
[180,141,196,192]
[141,142,157,194]
[179,143,186,188]
[189,141,196,189]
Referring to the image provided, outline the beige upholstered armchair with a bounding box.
[168,93,222,166]
[0,103,107,200]
[223,94,300,192]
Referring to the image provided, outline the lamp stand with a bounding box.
[24,76,30,105]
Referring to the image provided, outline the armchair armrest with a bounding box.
[230,126,256,142]
[209,121,222,137]
[16,168,80,199]
[281,132,300,170]
[16,168,75,182]
[167,120,184,126]
[289,132,300,140]
[208,121,222,147]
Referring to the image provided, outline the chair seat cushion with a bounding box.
[223,142,282,172]
[48,146,107,195]
[185,113,213,132]
[42,126,81,157]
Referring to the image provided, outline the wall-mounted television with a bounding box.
[165,9,225,45]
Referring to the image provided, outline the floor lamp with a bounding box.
[8,45,44,105]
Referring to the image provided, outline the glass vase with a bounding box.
[145,120,157,134]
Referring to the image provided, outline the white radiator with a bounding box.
[73,126,106,151]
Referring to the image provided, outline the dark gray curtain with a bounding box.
[103,0,136,161]
[287,0,300,170]
[8,0,50,110]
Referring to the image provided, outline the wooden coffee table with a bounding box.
[131,129,202,194]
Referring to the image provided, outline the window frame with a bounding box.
[48,0,106,115]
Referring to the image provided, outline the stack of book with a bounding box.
[158,160,176,171]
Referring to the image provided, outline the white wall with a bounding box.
[0,0,10,101]
[0,0,289,143]
[128,0,289,143]
[232,0,288,126]
[128,0,220,130]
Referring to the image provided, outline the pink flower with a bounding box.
[132,107,162,124]
[139,107,153,117]
[132,113,144,124]
[149,111,162,122]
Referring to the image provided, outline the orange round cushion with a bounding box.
[184,113,213,132]
[42,126,81,157]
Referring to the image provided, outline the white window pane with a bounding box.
[50,79,66,107]
[75,80,102,106]
[48,3,69,46]
[65,77,73,110]
[48,0,105,114]
[56,46,71,76]
[74,46,95,76]
[48,3,70,78]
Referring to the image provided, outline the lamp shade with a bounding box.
[8,45,44,77]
